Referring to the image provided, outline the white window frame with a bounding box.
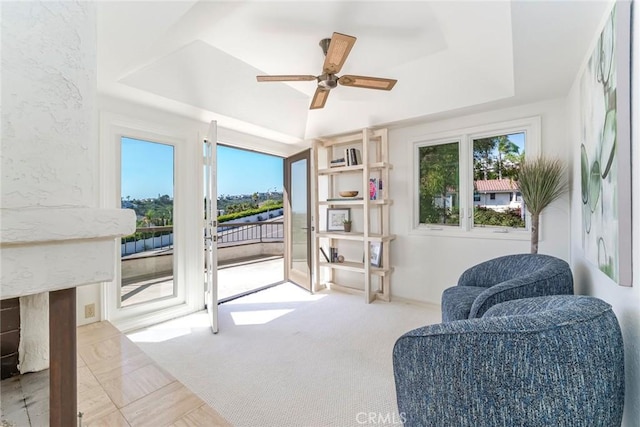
[100,112,204,331]
[411,116,541,240]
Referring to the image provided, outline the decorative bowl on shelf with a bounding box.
[339,191,359,198]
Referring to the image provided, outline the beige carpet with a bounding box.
[128,283,441,427]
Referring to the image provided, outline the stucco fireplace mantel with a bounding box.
[1,206,135,426]
[1,207,135,299]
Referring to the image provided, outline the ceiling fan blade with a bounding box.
[257,75,317,82]
[310,87,330,110]
[322,32,356,74]
[339,75,397,90]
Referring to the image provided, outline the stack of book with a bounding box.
[329,247,339,263]
[330,158,346,167]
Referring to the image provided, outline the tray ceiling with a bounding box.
[98,1,610,143]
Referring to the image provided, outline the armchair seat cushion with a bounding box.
[440,286,485,322]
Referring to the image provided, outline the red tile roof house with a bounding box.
[474,179,521,213]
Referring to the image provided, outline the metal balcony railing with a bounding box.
[122,221,284,256]
[217,221,284,246]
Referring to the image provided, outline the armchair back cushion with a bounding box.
[442,253,573,321]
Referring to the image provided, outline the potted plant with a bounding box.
[342,219,352,232]
[518,156,568,254]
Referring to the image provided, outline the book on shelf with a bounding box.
[329,247,339,263]
[326,197,364,201]
[330,158,346,167]
[344,148,362,166]
[319,247,331,263]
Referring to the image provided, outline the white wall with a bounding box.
[100,95,306,158]
[567,3,639,424]
[388,98,571,303]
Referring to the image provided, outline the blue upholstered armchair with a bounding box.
[393,295,625,426]
[441,254,573,322]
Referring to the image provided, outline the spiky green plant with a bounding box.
[518,156,568,254]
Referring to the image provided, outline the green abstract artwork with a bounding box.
[579,4,633,286]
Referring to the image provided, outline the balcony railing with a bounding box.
[217,221,283,246]
[121,226,174,256]
[121,221,284,256]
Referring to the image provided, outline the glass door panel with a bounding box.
[285,149,311,291]
[120,137,175,307]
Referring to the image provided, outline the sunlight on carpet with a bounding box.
[129,282,441,427]
[229,309,295,325]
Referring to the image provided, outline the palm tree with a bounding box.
[496,136,520,179]
[518,157,568,253]
[144,209,157,227]
[473,138,496,180]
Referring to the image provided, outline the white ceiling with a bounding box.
[97,1,610,144]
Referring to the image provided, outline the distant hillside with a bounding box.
[122,191,284,227]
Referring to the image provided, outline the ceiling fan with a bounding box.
[256,32,397,110]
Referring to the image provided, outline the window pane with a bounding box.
[120,137,175,307]
[472,133,526,228]
[418,142,459,226]
[290,158,308,275]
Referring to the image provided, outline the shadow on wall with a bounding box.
[572,260,595,295]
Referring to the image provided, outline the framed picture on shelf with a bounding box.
[369,178,378,200]
[327,208,350,231]
[370,241,382,267]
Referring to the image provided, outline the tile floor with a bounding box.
[1,257,284,426]
[1,321,230,427]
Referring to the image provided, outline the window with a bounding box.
[413,117,540,236]
[472,132,525,229]
[417,141,460,226]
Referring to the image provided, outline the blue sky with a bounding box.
[121,137,283,199]
[507,132,525,152]
[216,145,283,197]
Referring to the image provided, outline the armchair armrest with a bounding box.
[468,267,573,318]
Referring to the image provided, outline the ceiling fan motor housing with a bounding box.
[318,73,338,89]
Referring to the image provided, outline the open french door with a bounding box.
[204,121,218,333]
[284,149,312,291]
